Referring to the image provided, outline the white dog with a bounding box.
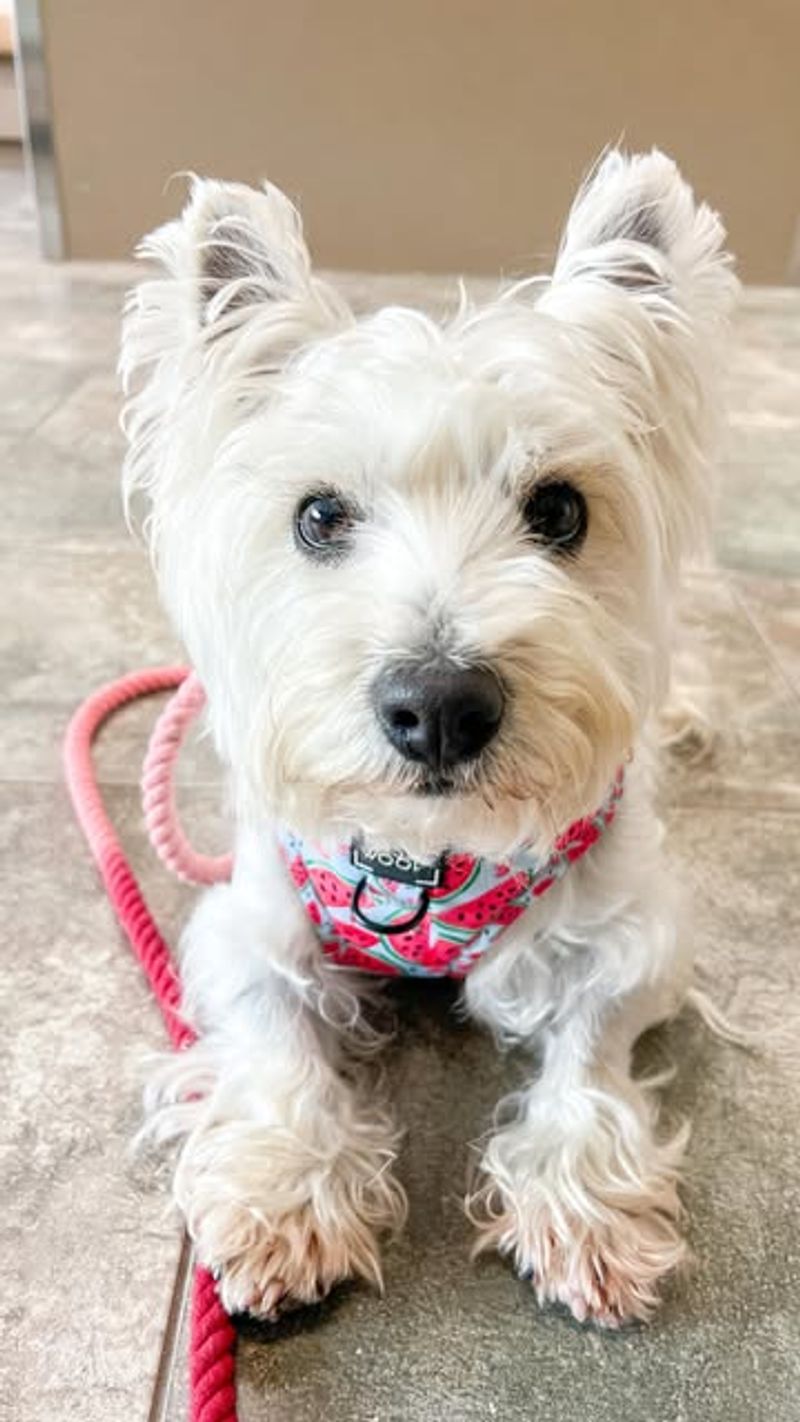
[121,151,737,1328]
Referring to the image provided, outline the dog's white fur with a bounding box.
[121,151,737,1324]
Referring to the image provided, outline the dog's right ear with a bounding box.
[121,177,349,440]
[170,178,315,327]
[120,179,350,525]
[137,177,337,332]
[122,178,350,394]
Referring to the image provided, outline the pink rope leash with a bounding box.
[142,673,232,886]
[64,666,237,1422]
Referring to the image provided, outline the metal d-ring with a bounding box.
[351,877,430,936]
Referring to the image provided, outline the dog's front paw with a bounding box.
[194,1194,383,1317]
[473,1184,686,1327]
[470,1111,688,1327]
[176,1124,407,1318]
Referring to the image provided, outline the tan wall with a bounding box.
[41,0,800,281]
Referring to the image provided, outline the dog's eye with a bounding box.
[523,480,588,553]
[295,492,353,558]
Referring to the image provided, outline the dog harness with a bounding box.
[279,767,625,979]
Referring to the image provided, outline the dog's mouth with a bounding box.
[410,755,498,799]
[415,774,458,797]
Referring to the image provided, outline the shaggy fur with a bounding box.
[121,150,737,1324]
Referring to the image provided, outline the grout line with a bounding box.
[666,796,800,816]
[4,370,97,443]
[726,574,800,709]
[0,537,148,554]
[147,1231,194,1422]
[0,774,224,790]
[0,536,135,552]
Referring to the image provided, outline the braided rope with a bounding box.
[142,672,232,886]
[64,667,238,1422]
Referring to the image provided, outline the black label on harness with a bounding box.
[350,843,444,889]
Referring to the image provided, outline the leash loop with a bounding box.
[351,876,430,935]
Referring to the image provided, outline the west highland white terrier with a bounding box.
[121,150,737,1327]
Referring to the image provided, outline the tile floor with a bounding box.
[2,160,799,1421]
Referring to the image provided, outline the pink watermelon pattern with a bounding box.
[308,865,353,908]
[430,852,480,900]
[277,767,624,979]
[438,873,527,928]
[287,854,310,889]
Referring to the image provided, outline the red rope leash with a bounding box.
[64,666,238,1422]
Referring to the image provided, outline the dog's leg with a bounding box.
[466,868,691,1327]
[145,825,406,1318]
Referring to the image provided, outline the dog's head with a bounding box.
[122,151,736,855]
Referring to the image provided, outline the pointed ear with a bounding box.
[121,176,350,416]
[121,178,350,525]
[142,177,319,328]
[546,149,737,332]
[535,152,738,570]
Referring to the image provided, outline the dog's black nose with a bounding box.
[374,663,505,769]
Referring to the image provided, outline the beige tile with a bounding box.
[0,544,176,708]
[0,527,227,794]
[0,358,88,435]
[737,286,800,316]
[0,536,229,794]
[726,344,800,431]
[729,290,800,368]
[0,259,134,366]
[0,542,192,795]
[0,689,224,795]
[0,148,37,259]
[715,301,800,577]
[731,573,800,697]
[663,572,800,811]
[34,372,127,470]
[716,449,800,578]
[0,782,196,1422]
[0,433,129,549]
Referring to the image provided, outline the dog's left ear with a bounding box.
[538,152,738,566]
[543,149,737,336]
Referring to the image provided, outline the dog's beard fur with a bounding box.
[121,151,737,858]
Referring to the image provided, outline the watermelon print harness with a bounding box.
[279,767,625,979]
